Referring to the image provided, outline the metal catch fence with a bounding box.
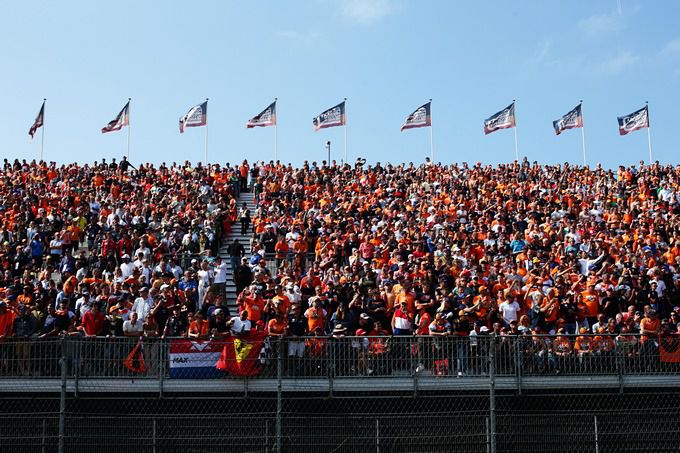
[0,334,679,452]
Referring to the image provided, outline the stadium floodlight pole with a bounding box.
[127,98,131,160]
[40,98,46,162]
[646,101,653,164]
[205,98,209,165]
[343,97,347,164]
[274,97,278,162]
[429,98,434,162]
[580,100,587,167]
[513,100,519,161]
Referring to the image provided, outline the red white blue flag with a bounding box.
[247,100,277,128]
[313,101,346,131]
[101,101,130,134]
[179,100,208,133]
[401,101,431,131]
[169,339,224,379]
[618,105,649,136]
[553,103,583,135]
[29,100,45,140]
[484,103,516,135]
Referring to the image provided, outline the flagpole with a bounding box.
[274,97,278,162]
[40,98,46,162]
[205,98,209,165]
[513,100,519,161]
[429,99,434,162]
[646,101,653,164]
[343,97,347,164]
[580,100,587,166]
[127,98,131,160]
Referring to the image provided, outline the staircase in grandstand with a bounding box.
[219,190,256,316]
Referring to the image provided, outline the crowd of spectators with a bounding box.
[1,155,680,377]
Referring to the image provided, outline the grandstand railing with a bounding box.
[0,334,678,381]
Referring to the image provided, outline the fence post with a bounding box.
[152,417,157,453]
[276,338,283,453]
[73,339,79,399]
[489,334,497,453]
[42,418,46,453]
[328,338,334,398]
[594,415,599,453]
[513,337,522,395]
[413,337,419,397]
[159,339,165,399]
[615,339,624,395]
[376,418,380,453]
[58,336,67,453]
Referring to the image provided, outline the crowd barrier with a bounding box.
[0,333,678,381]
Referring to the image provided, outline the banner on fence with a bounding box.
[169,339,224,379]
[216,331,267,377]
[659,335,680,363]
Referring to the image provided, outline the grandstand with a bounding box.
[0,157,679,452]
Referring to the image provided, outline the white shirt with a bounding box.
[131,296,153,321]
[213,262,228,284]
[123,319,144,335]
[197,269,213,287]
[230,317,252,335]
[120,261,136,279]
[499,300,521,324]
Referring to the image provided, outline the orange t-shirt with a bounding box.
[304,307,325,332]
[267,318,287,336]
[580,290,599,317]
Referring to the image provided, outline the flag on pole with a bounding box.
[247,100,277,128]
[484,103,516,135]
[401,101,432,131]
[28,100,45,140]
[313,101,346,131]
[553,103,583,135]
[617,105,649,136]
[179,100,208,133]
[101,101,130,134]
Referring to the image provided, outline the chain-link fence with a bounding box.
[0,334,679,452]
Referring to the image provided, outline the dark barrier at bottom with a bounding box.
[1,392,680,453]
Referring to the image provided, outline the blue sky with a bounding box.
[0,0,678,168]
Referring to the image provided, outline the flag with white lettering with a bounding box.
[617,105,649,136]
[29,100,45,140]
[313,101,346,131]
[553,103,583,135]
[101,101,130,134]
[401,101,431,131]
[484,103,516,135]
[179,100,208,133]
[247,100,277,128]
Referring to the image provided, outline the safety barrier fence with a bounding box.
[0,333,679,380]
[1,334,679,452]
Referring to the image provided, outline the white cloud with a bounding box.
[577,12,622,37]
[662,38,680,55]
[341,0,395,24]
[595,51,639,74]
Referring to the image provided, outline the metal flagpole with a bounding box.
[343,97,347,164]
[580,100,587,166]
[127,98,131,160]
[40,98,46,162]
[646,101,653,164]
[513,100,519,161]
[274,98,278,162]
[205,98,209,165]
[429,99,434,162]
